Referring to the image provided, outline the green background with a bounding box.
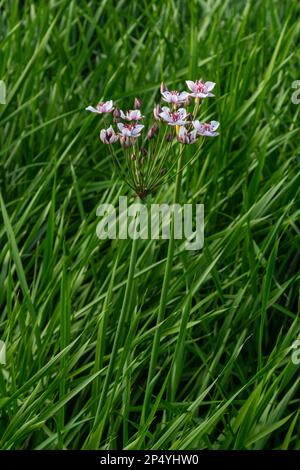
[0,0,299,450]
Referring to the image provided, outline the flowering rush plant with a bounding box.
[86,79,219,199]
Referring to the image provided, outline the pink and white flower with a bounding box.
[120,109,143,121]
[177,126,198,144]
[161,89,189,104]
[193,120,220,137]
[186,80,216,98]
[86,100,114,114]
[99,126,119,144]
[117,122,144,137]
[159,107,188,126]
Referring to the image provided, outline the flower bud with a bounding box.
[140,147,148,157]
[100,126,119,144]
[113,107,121,120]
[134,97,142,109]
[185,95,192,106]
[147,122,158,139]
[153,104,162,120]
[160,82,167,93]
[160,168,166,175]
[166,132,173,142]
[131,154,136,161]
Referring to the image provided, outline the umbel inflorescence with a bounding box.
[86,79,219,199]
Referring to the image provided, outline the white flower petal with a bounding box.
[178,126,187,137]
[210,121,220,131]
[186,80,196,92]
[85,106,99,113]
[192,120,201,131]
[159,112,171,122]
[99,129,106,142]
[162,91,171,101]
[179,91,189,100]
[190,130,198,141]
[178,108,187,118]
[131,110,143,120]
[117,123,125,132]
[204,81,216,92]
[131,125,144,136]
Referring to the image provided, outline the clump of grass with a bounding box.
[0,0,299,450]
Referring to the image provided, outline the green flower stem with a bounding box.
[141,147,184,424]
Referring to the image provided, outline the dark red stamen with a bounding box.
[195,80,205,92]
[124,122,136,130]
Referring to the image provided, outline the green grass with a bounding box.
[0,0,300,450]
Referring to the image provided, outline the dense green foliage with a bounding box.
[0,0,299,450]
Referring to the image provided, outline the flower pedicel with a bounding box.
[86,79,219,199]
